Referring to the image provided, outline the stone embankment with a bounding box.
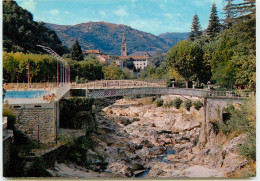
[48,95,248,178]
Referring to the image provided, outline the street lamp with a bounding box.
[37,45,70,87]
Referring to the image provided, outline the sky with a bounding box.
[16,0,227,35]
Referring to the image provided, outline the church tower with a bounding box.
[121,32,127,56]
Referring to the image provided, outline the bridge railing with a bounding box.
[4,82,56,90]
[207,91,255,98]
[71,80,165,89]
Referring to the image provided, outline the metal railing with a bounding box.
[4,82,56,90]
[71,80,165,89]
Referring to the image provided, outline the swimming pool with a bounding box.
[5,90,47,98]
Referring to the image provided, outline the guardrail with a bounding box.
[71,80,165,89]
[86,88,255,99]
[4,82,56,90]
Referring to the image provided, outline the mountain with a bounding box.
[3,1,68,55]
[157,32,189,45]
[47,22,182,55]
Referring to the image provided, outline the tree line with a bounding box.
[141,0,255,90]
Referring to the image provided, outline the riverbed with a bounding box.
[48,96,247,178]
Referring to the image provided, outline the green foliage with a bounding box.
[193,100,203,111]
[216,97,256,161]
[154,98,164,107]
[102,63,125,80]
[184,99,193,111]
[207,3,221,38]
[239,131,256,161]
[3,1,68,54]
[166,40,204,87]
[172,98,183,109]
[189,13,202,41]
[3,106,16,130]
[163,100,173,108]
[149,52,166,67]
[70,40,83,61]
[123,58,135,71]
[139,65,168,80]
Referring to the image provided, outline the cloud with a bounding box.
[49,9,60,16]
[20,0,37,13]
[113,7,128,17]
[100,11,107,16]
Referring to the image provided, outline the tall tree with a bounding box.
[207,3,221,38]
[166,40,204,88]
[223,0,235,29]
[70,40,83,61]
[189,13,202,41]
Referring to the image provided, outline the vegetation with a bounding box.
[207,3,221,38]
[165,0,255,90]
[102,63,125,80]
[184,99,193,111]
[47,22,174,55]
[3,1,68,54]
[193,100,203,111]
[189,13,202,41]
[166,40,204,87]
[154,98,164,107]
[70,40,84,61]
[172,98,183,109]
[217,97,256,161]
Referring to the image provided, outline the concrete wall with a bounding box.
[11,102,58,143]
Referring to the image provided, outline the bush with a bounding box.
[184,100,193,111]
[172,97,183,109]
[193,100,203,110]
[163,100,173,108]
[154,98,164,107]
[239,131,256,161]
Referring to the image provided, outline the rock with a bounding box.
[107,161,134,177]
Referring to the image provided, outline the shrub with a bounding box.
[172,97,183,109]
[164,100,173,108]
[3,106,16,129]
[139,97,154,105]
[193,100,203,111]
[154,98,164,107]
[184,100,192,111]
[239,131,256,161]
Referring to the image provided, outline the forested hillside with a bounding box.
[3,1,68,55]
[47,22,177,55]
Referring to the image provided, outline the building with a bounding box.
[121,32,127,56]
[119,32,150,70]
[85,50,100,56]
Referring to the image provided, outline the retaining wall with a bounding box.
[11,102,58,143]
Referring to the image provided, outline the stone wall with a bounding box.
[3,130,13,171]
[11,102,57,143]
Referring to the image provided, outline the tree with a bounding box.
[207,3,221,38]
[150,52,165,67]
[123,58,135,71]
[189,13,202,41]
[223,0,235,29]
[70,40,83,61]
[166,40,204,88]
[102,63,125,80]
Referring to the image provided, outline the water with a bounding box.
[5,90,47,98]
[136,147,176,178]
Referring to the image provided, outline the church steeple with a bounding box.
[121,32,127,56]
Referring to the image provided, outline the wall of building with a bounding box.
[11,102,58,143]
